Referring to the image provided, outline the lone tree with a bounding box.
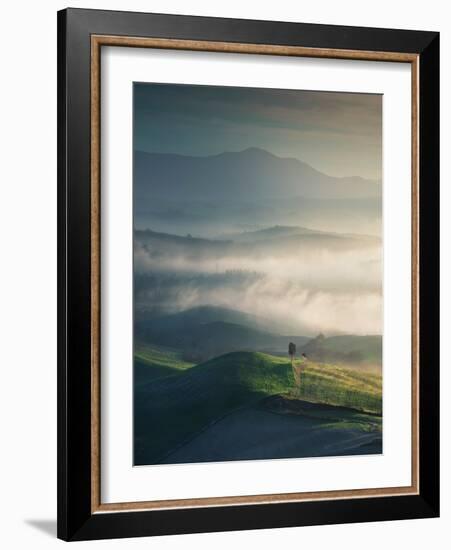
[288,342,296,366]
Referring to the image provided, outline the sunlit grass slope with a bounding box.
[134,342,194,387]
[298,362,382,414]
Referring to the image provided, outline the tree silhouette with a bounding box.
[288,342,296,366]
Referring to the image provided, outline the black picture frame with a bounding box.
[57,7,439,541]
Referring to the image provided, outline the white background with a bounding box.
[102,48,412,503]
[0,0,448,548]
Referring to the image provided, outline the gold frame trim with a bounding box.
[90,35,420,514]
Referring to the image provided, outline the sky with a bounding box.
[134,82,382,180]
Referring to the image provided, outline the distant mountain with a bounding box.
[135,306,309,362]
[134,148,381,203]
[220,225,325,242]
[220,225,380,244]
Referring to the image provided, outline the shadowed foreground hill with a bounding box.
[162,399,382,464]
[134,350,382,465]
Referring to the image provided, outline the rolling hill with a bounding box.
[134,343,194,387]
[220,224,380,245]
[134,349,382,465]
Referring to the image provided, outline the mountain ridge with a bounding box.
[134,147,381,202]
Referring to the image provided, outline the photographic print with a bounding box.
[133,83,383,466]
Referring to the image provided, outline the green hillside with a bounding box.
[134,349,382,465]
[134,343,194,387]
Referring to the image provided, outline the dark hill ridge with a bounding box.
[136,224,380,243]
[134,148,381,203]
[218,224,381,244]
[134,305,382,365]
[221,224,329,242]
[137,305,263,330]
[135,306,310,362]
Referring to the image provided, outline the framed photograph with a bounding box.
[57,8,439,541]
